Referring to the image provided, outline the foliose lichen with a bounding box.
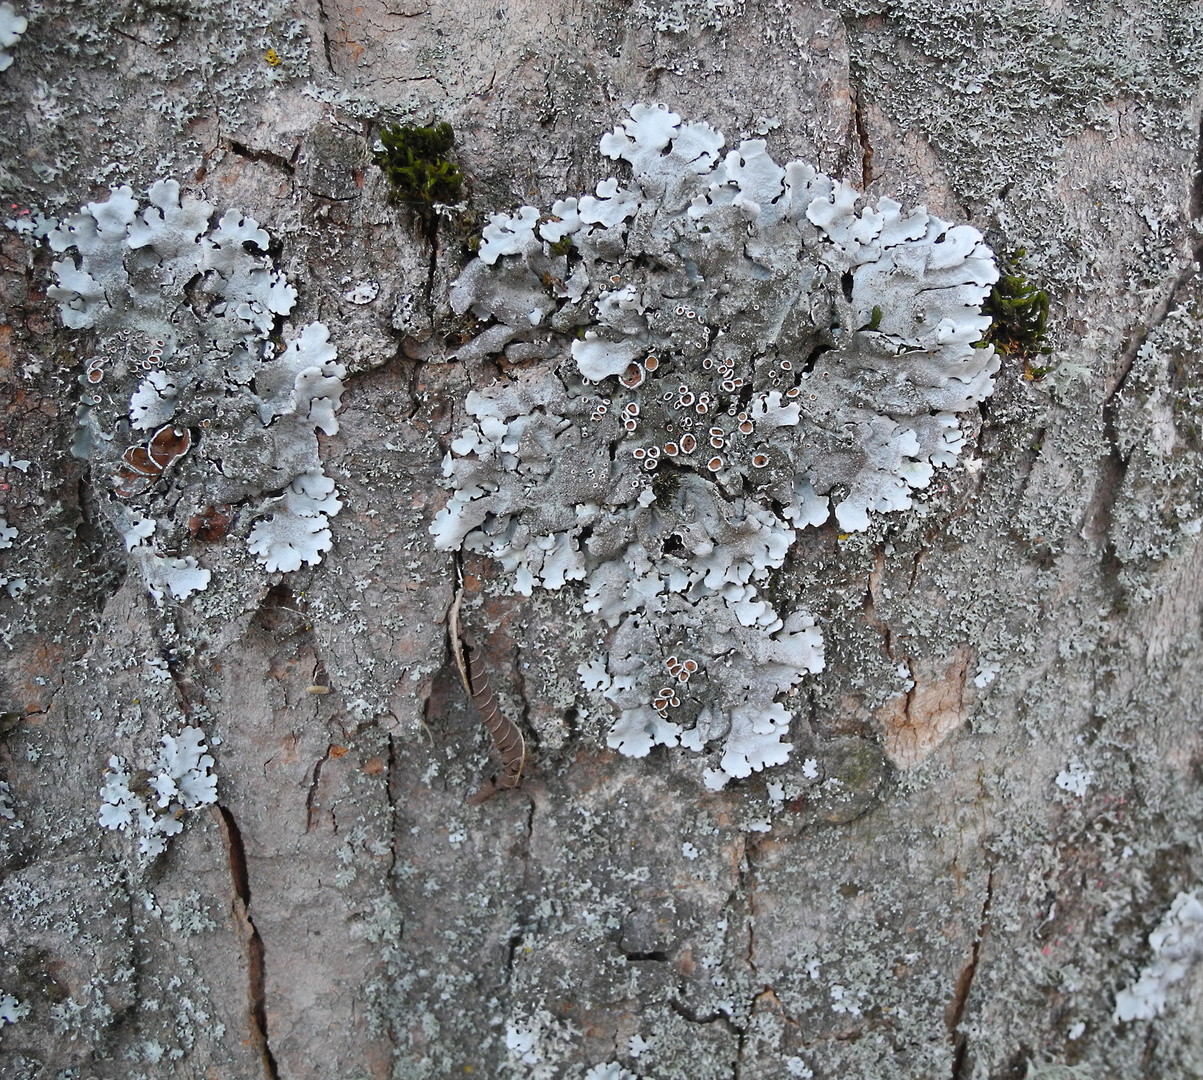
[433,104,999,788]
[34,179,345,599]
[1114,891,1203,1022]
[0,2,25,72]
[98,725,218,859]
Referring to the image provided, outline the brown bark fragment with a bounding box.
[879,644,975,770]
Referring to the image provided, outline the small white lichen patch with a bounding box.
[163,890,217,936]
[246,470,341,573]
[0,991,29,1025]
[143,553,211,605]
[0,3,26,72]
[583,1063,637,1080]
[436,104,998,789]
[974,659,1001,688]
[99,726,218,858]
[342,280,379,304]
[1055,760,1093,798]
[504,1022,541,1066]
[34,179,345,595]
[0,518,15,549]
[1115,891,1203,1022]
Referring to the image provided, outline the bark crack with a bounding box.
[852,88,874,191]
[864,546,895,659]
[211,805,278,1080]
[227,138,296,177]
[948,866,994,1080]
[305,744,332,832]
[1092,118,1203,588]
[314,0,336,76]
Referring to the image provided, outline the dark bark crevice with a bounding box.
[948,867,994,1080]
[212,805,278,1080]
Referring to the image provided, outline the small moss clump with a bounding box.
[979,253,1051,361]
[373,122,464,206]
[652,467,681,508]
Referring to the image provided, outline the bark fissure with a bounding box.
[227,139,296,177]
[449,579,527,802]
[864,547,894,658]
[211,805,278,1080]
[948,867,994,1080]
[852,89,874,191]
[314,0,336,76]
[305,745,332,832]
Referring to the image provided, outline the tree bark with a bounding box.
[1,2,1202,1078]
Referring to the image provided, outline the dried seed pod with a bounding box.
[449,589,527,804]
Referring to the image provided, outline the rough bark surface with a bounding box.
[0,1,1202,1078]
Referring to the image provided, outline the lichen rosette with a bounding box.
[435,104,999,787]
[43,180,345,597]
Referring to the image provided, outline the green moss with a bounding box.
[979,253,1051,362]
[548,235,575,257]
[652,467,681,508]
[373,122,463,206]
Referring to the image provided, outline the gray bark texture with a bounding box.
[1,1,1202,1078]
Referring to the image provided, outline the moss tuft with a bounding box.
[979,253,1051,361]
[373,122,464,206]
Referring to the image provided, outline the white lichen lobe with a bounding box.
[1115,891,1203,1022]
[0,2,26,72]
[99,726,218,858]
[37,179,345,597]
[435,104,999,786]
